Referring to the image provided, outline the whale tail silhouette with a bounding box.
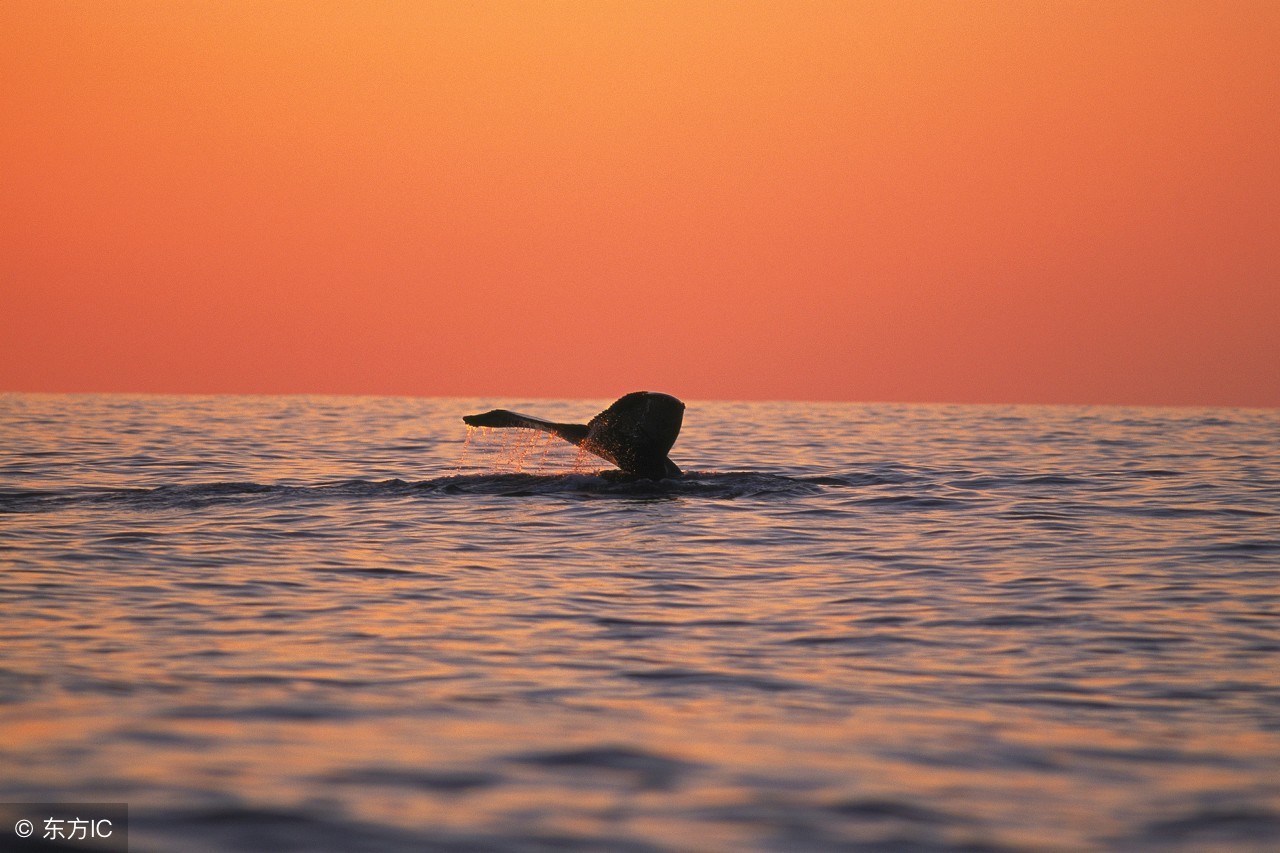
[463,391,684,480]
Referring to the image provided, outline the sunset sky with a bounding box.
[2,2,1277,406]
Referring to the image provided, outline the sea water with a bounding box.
[1,393,1277,852]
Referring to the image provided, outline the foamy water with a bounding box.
[1,394,1277,851]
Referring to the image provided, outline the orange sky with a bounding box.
[2,2,1277,406]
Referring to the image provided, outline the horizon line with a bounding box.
[2,388,1275,413]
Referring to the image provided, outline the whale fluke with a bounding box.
[463,392,684,480]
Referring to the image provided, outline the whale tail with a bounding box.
[463,391,684,480]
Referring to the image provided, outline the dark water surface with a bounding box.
[2,394,1278,851]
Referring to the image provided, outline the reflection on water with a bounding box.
[1,394,1278,851]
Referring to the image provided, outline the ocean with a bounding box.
[1,393,1277,852]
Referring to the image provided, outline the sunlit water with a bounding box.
[1,394,1278,852]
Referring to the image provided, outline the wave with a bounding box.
[0,472,852,514]
[1,466,1223,516]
